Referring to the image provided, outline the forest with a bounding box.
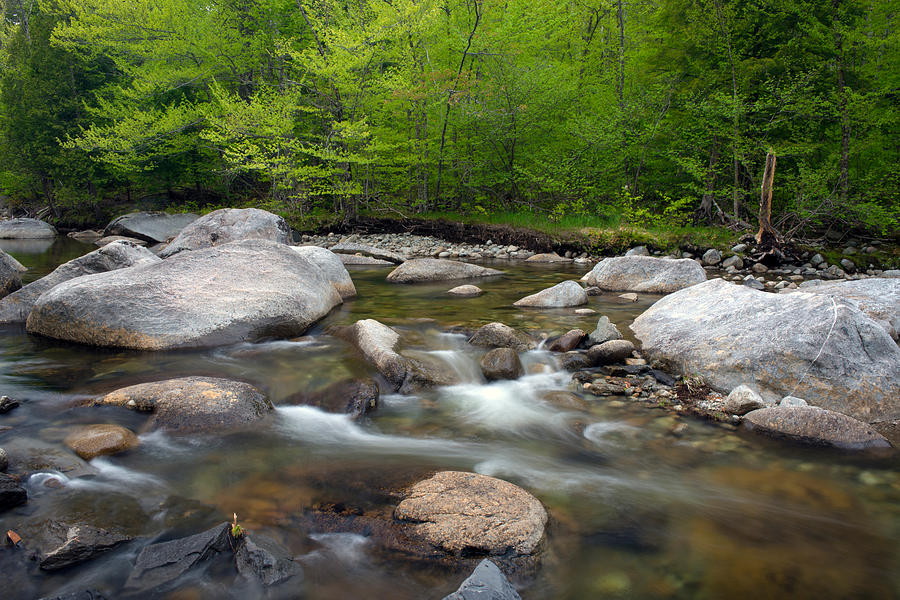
[0,0,897,237]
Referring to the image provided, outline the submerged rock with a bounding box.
[290,245,357,299]
[581,256,706,293]
[287,378,379,418]
[27,239,342,350]
[467,322,536,352]
[64,424,139,460]
[97,376,273,432]
[513,280,587,308]
[39,523,134,571]
[0,240,160,323]
[743,406,892,450]
[0,473,27,511]
[443,559,521,600]
[387,259,503,283]
[394,471,547,556]
[329,241,406,264]
[0,218,56,239]
[480,348,524,381]
[124,522,230,592]
[631,279,900,422]
[159,208,291,258]
[104,211,199,244]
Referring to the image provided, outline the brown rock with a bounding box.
[547,329,585,353]
[64,424,139,460]
[394,471,547,556]
[743,406,893,450]
[587,340,635,366]
[97,377,273,432]
[480,348,524,381]
[467,322,536,351]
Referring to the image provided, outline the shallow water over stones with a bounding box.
[0,241,898,599]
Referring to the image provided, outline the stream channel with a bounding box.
[0,238,898,599]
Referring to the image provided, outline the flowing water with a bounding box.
[0,239,898,599]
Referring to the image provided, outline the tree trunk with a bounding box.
[698,136,721,221]
[833,0,850,202]
[756,152,778,247]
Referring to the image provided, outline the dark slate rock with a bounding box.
[39,523,134,571]
[105,211,199,244]
[547,329,586,353]
[235,534,302,587]
[38,591,108,600]
[743,406,893,450]
[443,559,521,600]
[0,473,26,511]
[124,523,230,592]
[649,370,676,387]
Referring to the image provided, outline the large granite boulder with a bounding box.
[395,471,547,556]
[0,218,56,238]
[0,241,159,323]
[104,211,199,244]
[159,208,291,258]
[290,245,356,299]
[795,278,900,340]
[631,278,900,422]
[27,239,342,350]
[513,280,587,308]
[743,406,892,450]
[0,249,21,299]
[581,256,706,293]
[443,559,521,600]
[328,241,406,264]
[95,377,273,432]
[387,259,503,283]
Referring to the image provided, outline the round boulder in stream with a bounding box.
[480,348,524,381]
[159,207,291,258]
[64,424,139,460]
[0,217,57,238]
[581,255,706,293]
[386,258,503,283]
[96,376,273,432]
[394,471,547,556]
[513,280,587,308]
[26,239,342,350]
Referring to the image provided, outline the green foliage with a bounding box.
[0,0,896,237]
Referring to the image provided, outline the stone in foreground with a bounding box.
[394,471,547,556]
[0,218,56,238]
[27,239,342,350]
[387,258,503,283]
[443,559,521,600]
[631,279,900,422]
[513,280,587,308]
[64,424,139,460]
[743,406,892,450]
[290,245,357,299]
[587,340,635,366]
[97,377,273,432]
[39,523,134,571]
[235,534,302,586]
[582,256,706,293]
[124,523,230,592]
[0,241,159,323]
[159,207,291,258]
[104,211,199,244]
[722,385,767,416]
